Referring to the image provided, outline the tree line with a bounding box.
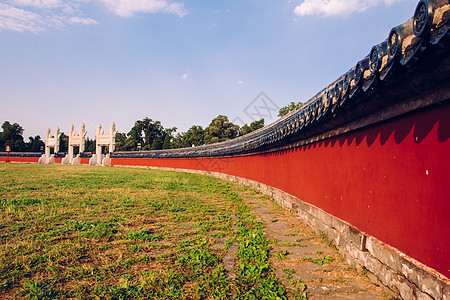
[1,102,301,153]
[0,121,45,153]
[0,116,264,153]
[115,115,264,151]
[0,121,97,153]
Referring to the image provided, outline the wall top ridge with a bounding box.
[112,0,450,160]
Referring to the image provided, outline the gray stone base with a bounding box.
[115,165,450,300]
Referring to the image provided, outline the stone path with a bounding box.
[236,188,396,300]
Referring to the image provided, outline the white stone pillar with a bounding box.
[44,128,61,164]
[44,128,51,161]
[67,123,87,164]
[54,127,61,153]
[79,123,86,153]
[109,122,116,154]
[95,122,116,166]
[68,124,75,162]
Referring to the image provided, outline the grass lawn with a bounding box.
[0,163,287,299]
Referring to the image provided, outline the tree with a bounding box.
[0,121,26,151]
[124,118,167,151]
[161,127,177,150]
[185,125,205,147]
[126,122,144,151]
[141,118,165,150]
[278,101,303,117]
[204,115,239,145]
[173,125,205,148]
[59,133,68,153]
[239,118,265,136]
[85,137,96,153]
[26,135,45,152]
[115,132,128,151]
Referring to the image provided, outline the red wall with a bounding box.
[2,103,448,277]
[0,157,90,164]
[0,157,38,163]
[113,103,450,278]
[80,158,90,165]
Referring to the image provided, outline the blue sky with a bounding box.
[0,0,416,140]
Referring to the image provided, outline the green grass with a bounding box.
[301,256,334,266]
[274,250,290,260]
[0,163,287,299]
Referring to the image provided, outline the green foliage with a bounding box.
[0,121,26,152]
[223,187,287,299]
[290,279,308,300]
[278,101,303,117]
[204,115,239,145]
[239,118,265,136]
[135,118,164,150]
[22,280,59,299]
[59,132,69,153]
[282,268,295,279]
[301,256,334,266]
[0,121,45,152]
[0,197,41,208]
[319,231,337,250]
[26,135,45,152]
[65,219,120,239]
[85,137,96,153]
[126,229,163,242]
[114,132,127,151]
[116,117,177,151]
[172,125,205,148]
[275,250,290,259]
[162,134,173,149]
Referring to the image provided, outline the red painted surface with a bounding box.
[0,157,38,163]
[0,157,91,165]
[113,103,450,278]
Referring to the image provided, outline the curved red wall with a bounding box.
[2,103,448,278]
[113,102,450,278]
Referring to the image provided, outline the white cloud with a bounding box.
[0,0,186,33]
[180,73,188,80]
[95,0,187,18]
[69,16,99,25]
[0,1,94,33]
[0,4,45,33]
[237,80,245,85]
[12,0,63,9]
[293,0,401,17]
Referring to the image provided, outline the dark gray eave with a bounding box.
[111,0,450,159]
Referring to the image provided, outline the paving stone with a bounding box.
[236,190,394,300]
[276,246,333,258]
[311,292,380,299]
[223,243,238,281]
